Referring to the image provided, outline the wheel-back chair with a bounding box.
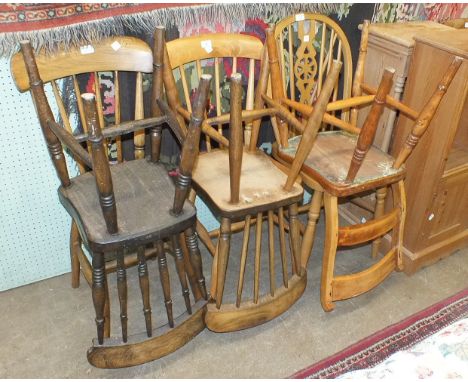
[11,35,212,368]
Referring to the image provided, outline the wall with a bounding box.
[0,58,73,290]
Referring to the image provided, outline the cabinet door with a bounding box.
[424,170,468,245]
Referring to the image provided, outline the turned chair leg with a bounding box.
[92,252,107,344]
[288,203,302,275]
[300,190,323,269]
[320,193,339,312]
[216,217,231,308]
[392,180,406,271]
[185,226,208,300]
[371,187,388,259]
[115,249,128,342]
[70,221,81,288]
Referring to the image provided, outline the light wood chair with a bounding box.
[161,33,268,250]
[161,31,340,332]
[268,26,463,311]
[11,36,212,368]
[273,12,353,142]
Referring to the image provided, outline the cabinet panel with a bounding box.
[427,170,468,243]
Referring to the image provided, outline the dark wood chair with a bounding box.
[160,29,342,332]
[265,24,463,311]
[11,36,212,368]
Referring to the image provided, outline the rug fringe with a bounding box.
[0,3,342,57]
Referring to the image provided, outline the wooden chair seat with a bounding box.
[193,149,303,220]
[276,131,406,197]
[59,159,196,252]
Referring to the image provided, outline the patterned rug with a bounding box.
[290,288,468,379]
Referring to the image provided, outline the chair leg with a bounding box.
[104,276,111,338]
[320,193,339,312]
[92,252,107,345]
[185,226,208,300]
[172,236,192,314]
[300,190,323,269]
[137,246,152,337]
[392,180,406,271]
[70,221,81,288]
[156,240,174,328]
[115,249,128,342]
[371,187,387,259]
[288,203,302,275]
[216,217,231,308]
[179,232,202,301]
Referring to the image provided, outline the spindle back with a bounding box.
[11,36,154,172]
[163,33,265,150]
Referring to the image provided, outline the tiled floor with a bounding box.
[1,216,467,378]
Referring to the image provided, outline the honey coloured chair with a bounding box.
[160,30,341,332]
[11,37,212,368]
[269,31,463,313]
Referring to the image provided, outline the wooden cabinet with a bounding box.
[390,29,468,274]
[357,21,453,152]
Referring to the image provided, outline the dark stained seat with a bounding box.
[59,159,196,251]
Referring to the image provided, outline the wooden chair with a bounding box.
[11,36,212,368]
[273,12,353,142]
[161,31,340,332]
[268,24,463,311]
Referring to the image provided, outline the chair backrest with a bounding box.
[162,32,265,150]
[273,13,353,119]
[12,38,211,234]
[11,37,155,169]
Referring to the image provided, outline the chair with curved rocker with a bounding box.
[265,23,463,311]
[160,30,340,332]
[11,35,212,368]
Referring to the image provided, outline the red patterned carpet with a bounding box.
[290,288,468,379]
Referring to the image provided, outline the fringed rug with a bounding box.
[290,288,468,379]
[0,3,343,57]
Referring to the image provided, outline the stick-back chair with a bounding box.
[161,31,340,332]
[273,13,353,143]
[162,33,272,247]
[270,30,463,312]
[11,36,212,368]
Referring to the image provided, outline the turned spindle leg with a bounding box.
[92,252,106,345]
[136,246,152,337]
[156,241,174,328]
[172,236,192,314]
[268,210,276,297]
[70,222,81,288]
[115,249,128,342]
[254,212,263,304]
[321,194,339,312]
[277,207,289,288]
[236,215,251,307]
[179,232,202,301]
[300,190,323,269]
[288,203,301,275]
[185,226,207,300]
[216,218,231,309]
[371,187,387,259]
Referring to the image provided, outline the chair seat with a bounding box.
[277,131,406,197]
[59,159,196,252]
[192,149,303,219]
